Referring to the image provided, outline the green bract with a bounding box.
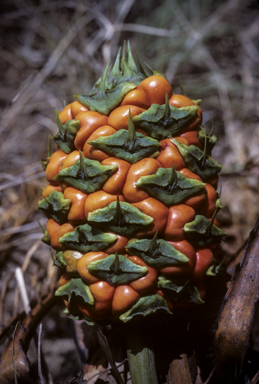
[53,251,67,268]
[136,166,205,206]
[133,100,199,140]
[119,294,172,323]
[59,223,117,253]
[88,199,153,236]
[126,234,189,268]
[87,254,148,286]
[171,139,223,180]
[53,110,80,153]
[183,214,227,248]
[41,229,50,245]
[88,129,160,164]
[41,134,52,171]
[76,82,136,116]
[199,126,217,153]
[90,42,146,92]
[37,191,71,224]
[75,43,148,115]
[55,278,94,305]
[53,152,117,194]
[158,276,204,304]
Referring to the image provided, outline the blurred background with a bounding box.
[0,0,259,382]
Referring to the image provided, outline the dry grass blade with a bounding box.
[0,8,100,134]
[116,23,179,37]
[96,328,125,384]
[0,1,77,20]
[0,234,42,252]
[12,322,19,384]
[0,273,14,327]
[15,267,31,315]
[0,221,46,238]
[38,323,45,384]
[22,239,42,273]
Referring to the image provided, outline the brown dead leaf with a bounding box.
[0,322,31,384]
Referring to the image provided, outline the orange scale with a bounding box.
[159,240,196,277]
[156,138,187,169]
[197,184,217,219]
[164,204,195,241]
[74,111,108,150]
[121,86,150,109]
[112,285,140,317]
[169,94,202,133]
[180,129,202,148]
[104,234,128,254]
[101,157,131,195]
[77,251,108,285]
[59,103,72,124]
[169,94,197,109]
[58,222,75,249]
[132,197,168,237]
[59,150,80,171]
[179,168,203,182]
[63,187,87,225]
[90,281,115,314]
[183,189,207,212]
[84,191,125,218]
[139,75,173,105]
[183,113,202,133]
[58,150,80,191]
[58,273,71,287]
[83,125,116,161]
[128,255,158,295]
[46,218,62,251]
[71,100,89,118]
[192,249,214,281]
[45,150,67,186]
[123,158,161,203]
[42,184,62,198]
[108,105,146,130]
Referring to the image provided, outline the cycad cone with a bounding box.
[38,42,225,326]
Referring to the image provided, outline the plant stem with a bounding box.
[125,321,158,384]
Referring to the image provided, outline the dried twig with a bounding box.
[251,370,259,384]
[0,291,59,383]
[214,217,259,382]
[167,354,193,384]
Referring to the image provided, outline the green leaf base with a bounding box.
[125,321,159,384]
